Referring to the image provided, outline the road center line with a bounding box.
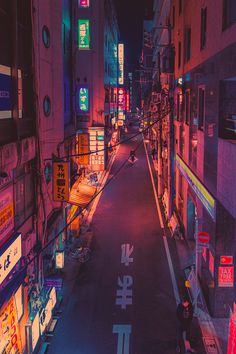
[143,140,180,305]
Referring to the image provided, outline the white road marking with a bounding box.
[113,325,132,354]
[143,141,180,305]
[116,276,133,309]
[121,244,134,266]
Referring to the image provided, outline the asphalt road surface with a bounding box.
[47,126,190,354]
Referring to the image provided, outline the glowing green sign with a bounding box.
[78,19,90,49]
[78,86,89,112]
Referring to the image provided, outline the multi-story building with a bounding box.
[153,0,236,317]
[76,0,119,172]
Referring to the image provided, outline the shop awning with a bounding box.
[69,179,96,208]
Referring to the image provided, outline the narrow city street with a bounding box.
[47,126,203,354]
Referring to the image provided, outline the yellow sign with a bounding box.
[53,162,70,201]
[78,134,89,165]
[0,187,14,242]
[0,296,22,354]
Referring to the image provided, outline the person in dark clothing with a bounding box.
[176,297,193,352]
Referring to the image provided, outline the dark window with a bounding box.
[219,80,236,140]
[43,96,51,116]
[200,8,207,49]
[185,90,190,124]
[184,28,191,62]
[42,25,50,48]
[178,41,181,68]
[198,87,205,130]
[172,6,175,28]
[177,93,183,122]
[223,0,236,30]
[179,0,182,15]
[14,172,34,228]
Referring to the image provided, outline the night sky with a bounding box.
[113,0,153,67]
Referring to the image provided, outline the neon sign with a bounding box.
[78,19,90,49]
[118,43,124,85]
[79,0,90,7]
[77,85,89,112]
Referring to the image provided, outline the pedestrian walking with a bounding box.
[176,296,194,353]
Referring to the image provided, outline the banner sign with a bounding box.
[0,185,14,243]
[0,296,22,353]
[78,19,90,49]
[77,85,89,113]
[218,266,234,287]
[118,88,126,111]
[118,43,124,85]
[227,304,236,354]
[79,0,90,7]
[0,233,22,286]
[0,64,12,119]
[176,154,216,221]
[78,133,89,165]
[53,162,70,202]
[89,127,105,170]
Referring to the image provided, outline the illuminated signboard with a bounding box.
[78,0,90,7]
[218,266,234,287]
[118,88,125,111]
[77,85,89,112]
[0,64,12,119]
[53,162,70,202]
[0,185,14,243]
[0,233,22,285]
[55,251,64,269]
[118,43,124,85]
[89,127,105,170]
[176,154,216,221]
[78,19,90,49]
[77,133,89,165]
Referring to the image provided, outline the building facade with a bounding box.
[152,0,236,318]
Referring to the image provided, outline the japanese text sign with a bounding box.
[0,186,14,243]
[78,19,90,49]
[227,304,236,354]
[53,162,70,202]
[79,0,90,7]
[118,43,124,85]
[218,266,234,287]
[78,133,89,165]
[77,85,89,113]
[0,233,22,285]
[0,296,22,353]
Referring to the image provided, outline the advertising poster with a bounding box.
[0,296,22,354]
[0,186,14,243]
[218,266,234,287]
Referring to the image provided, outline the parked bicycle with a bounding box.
[70,246,91,263]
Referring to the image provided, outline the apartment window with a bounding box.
[198,87,205,130]
[200,7,207,49]
[184,28,191,62]
[223,0,236,30]
[219,80,236,140]
[185,90,190,124]
[179,0,182,15]
[178,41,181,68]
[172,6,175,28]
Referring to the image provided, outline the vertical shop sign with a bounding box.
[218,266,234,287]
[77,85,89,113]
[0,186,14,243]
[53,162,70,201]
[78,19,90,49]
[0,296,22,354]
[0,233,22,286]
[118,43,124,85]
[227,304,236,354]
[0,64,12,119]
[78,133,89,165]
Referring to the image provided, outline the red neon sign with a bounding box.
[220,256,233,265]
[79,0,89,7]
[218,266,234,287]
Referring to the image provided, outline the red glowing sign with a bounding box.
[118,88,126,111]
[227,304,236,354]
[218,266,234,287]
[79,0,90,7]
[220,256,233,265]
[198,231,210,245]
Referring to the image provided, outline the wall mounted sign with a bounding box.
[0,185,14,243]
[79,0,90,7]
[220,255,233,265]
[53,162,70,202]
[0,233,22,285]
[176,154,216,221]
[78,19,90,49]
[118,43,124,85]
[77,85,89,112]
[0,64,12,119]
[218,266,234,287]
[89,127,105,170]
[77,133,89,165]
